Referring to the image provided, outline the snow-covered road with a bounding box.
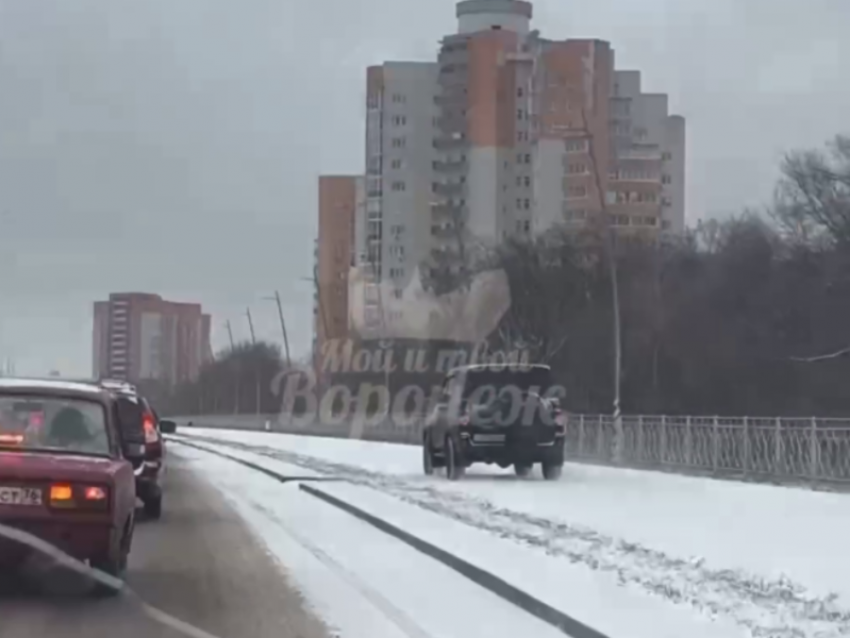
[176,428,850,638]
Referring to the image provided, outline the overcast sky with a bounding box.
[0,0,848,376]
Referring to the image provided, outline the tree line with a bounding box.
[159,134,850,418]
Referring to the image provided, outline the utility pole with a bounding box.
[245,307,260,414]
[225,320,239,414]
[246,307,256,344]
[263,292,291,367]
[225,320,235,350]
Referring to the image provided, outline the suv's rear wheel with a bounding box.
[445,436,465,481]
[423,437,435,476]
[542,462,563,481]
[144,495,162,520]
[514,463,532,478]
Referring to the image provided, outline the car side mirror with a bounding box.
[159,420,177,434]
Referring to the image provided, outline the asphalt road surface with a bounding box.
[0,454,331,638]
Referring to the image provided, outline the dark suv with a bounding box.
[422,364,566,480]
[80,380,170,519]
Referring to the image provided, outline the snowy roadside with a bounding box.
[175,430,850,638]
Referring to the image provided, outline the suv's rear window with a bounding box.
[0,394,111,456]
[461,367,554,398]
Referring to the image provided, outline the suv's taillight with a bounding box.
[143,414,159,444]
[48,483,110,510]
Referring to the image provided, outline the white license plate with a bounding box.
[0,486,43,507]
[473,434,506,443]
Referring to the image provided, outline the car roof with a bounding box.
[0,378,111,401]
[447,363,551,376]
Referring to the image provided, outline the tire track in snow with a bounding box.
[181,434,850,638]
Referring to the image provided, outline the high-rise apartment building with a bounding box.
[320,0,686,341]
[92,293,212,385]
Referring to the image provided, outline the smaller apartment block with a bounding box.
[92,292,211,385]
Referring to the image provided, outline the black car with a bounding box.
[422,364,566,480]
[79,380,173,519]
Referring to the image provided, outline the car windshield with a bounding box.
[0,394,110,456]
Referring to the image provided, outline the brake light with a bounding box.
[84,486,108,501]
[143,414,159,444]
[0,433,23,444]
[554,410,567,428]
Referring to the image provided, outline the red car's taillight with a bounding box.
[554,410,567,427]
[48,482,110,510]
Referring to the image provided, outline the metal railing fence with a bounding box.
[168,413,850,487]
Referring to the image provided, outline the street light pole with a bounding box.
[262,292,291,367]
[246,308,257,344]
[225,320,239,414]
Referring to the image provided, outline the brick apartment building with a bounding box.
[92,292,212,385]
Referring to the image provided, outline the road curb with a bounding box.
[169,437,338,484]
[299,483,610,638]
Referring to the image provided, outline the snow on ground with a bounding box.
[174,444,572,638]
[176,428,850,638]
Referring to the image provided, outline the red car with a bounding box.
[0,379,143,596]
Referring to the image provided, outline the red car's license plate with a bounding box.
[0,486,43,506]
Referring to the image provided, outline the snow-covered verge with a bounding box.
[174,445,577,638]
[176,428,850,638]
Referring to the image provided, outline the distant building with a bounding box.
[92,293,212,385]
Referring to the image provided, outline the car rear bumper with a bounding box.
[135,461,163,501]
[0,518,115,564]
[457,425,565,463]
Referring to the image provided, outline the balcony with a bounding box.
[431,201,464,218]
[433,181,464,197]
[434,134,467,150]
[433,158,466,173]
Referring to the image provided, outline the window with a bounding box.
[524,176,531,187]
[392,137,406,148]
[567,186,587,199]
[391,181,406,191]
[517,109,524,120]
[517,131,527,142]
[391,159,402,169]
[662,151,672,161]
[392,93,406,103]
[392,115,406,126]
[662,197,672,207]
[516,176,522,187]
[517,87,524,97]
[524,154,531,163]
[567,163,587,175]
[662,174,672,185]
[523,220,530,232]
[516,198,522,209]
[523,199,530,210]
[564,139,587,153]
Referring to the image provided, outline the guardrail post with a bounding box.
[809,416,819,479]
[660,415,667,465]
[578,414,585,457]
[597,415,604,460]
[637,415,644,462]
[685,415,692,466]
[742,416,750,476]
[774,417,782,475]
[712,416,719,472]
